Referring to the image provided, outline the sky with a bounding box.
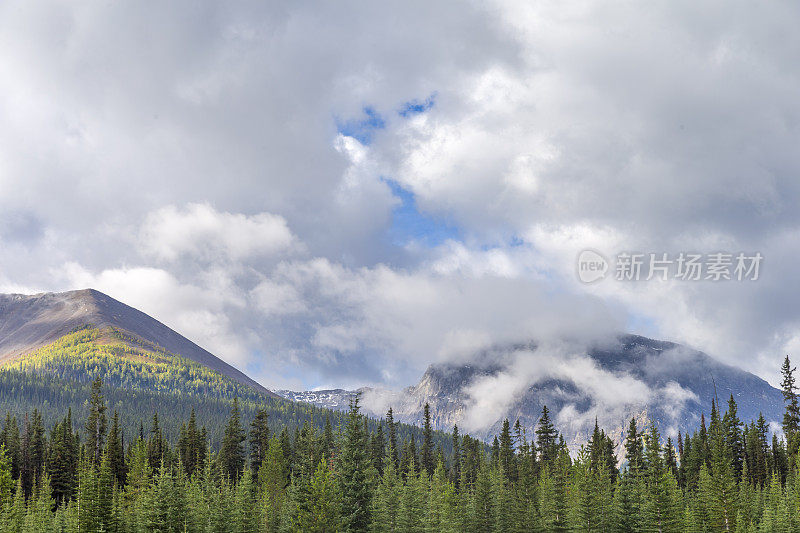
[1,1,800,392]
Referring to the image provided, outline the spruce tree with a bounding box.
[723,395,744,481]
[535,406,558,464]
[106,410,127,487]
[339,396,372,532]
[220,398,246,482]
[498,418,517,483]
[782,355,800,454]
[386,408,398,471]
[451,424,461,489]
[85,375,107,467]
[372,444,401,532]
[249,408,270,476]
[421,403,434,477]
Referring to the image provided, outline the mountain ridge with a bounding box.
[0,288,273,396]
[277,334,785,449]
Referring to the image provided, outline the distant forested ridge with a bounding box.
[0,352,800,530]
[0,326,449,451]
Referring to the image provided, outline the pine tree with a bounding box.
[398,458,426,533]
[0,446,12,512]
[0,415,20,480]
[536,406,558,464]
[250,408,270,477]
[472,461,495,532]
[723,395,744,481]
[700,406,738,532]
[782,355,800,456]
[624,417,645,477]
[642,424,684,532]
[421,403,434,477]
[234,469,260,533]
[498,419,517,483]
[427,460,452,532]
[386,408,399,472]
[321,416,336,460]
[178,407,205,477]
[451,425,461,489]
[372,444,401,532]
[306,457,343,532]
[85,375,108,467]
[147,412,167,471]
[371,424,385,476]
[106,410,127,487]
[339,396,373,532]
[49,412,78,506]
[220,398,246,482]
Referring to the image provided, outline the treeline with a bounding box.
[0,327,449,450]
[3,360,800,531]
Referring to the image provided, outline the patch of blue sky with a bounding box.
[383,178,461,247]
[336,106,386,145]
[398,93,436,117]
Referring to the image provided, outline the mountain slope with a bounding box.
[279,335,785,450]
[0,289,271,395]
[0,289,456,452]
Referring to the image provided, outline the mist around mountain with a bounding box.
[280,335,784,451]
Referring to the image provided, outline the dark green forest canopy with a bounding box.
[1,328,800,531]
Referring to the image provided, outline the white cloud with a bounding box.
[140,203,295,263]
[1,0,799,399]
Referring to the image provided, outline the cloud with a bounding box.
[458,342,698,437]
[140,203,296,263]
[0,0,799,401]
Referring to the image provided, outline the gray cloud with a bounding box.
[0,1,798,391]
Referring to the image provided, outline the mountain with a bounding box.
[0,288,270,395]
[0,288,453,451]
[274,388,370,410]
[279,335,785,450]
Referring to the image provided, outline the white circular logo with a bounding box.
[577,250,608,283]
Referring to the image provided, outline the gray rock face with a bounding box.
[0,289,274,397]
[279,335,784,449]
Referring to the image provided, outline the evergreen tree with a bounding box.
[147,412,166,470]
[700,406,738,532]
[339,396,373,532]
[178,407,205,477]
[220,398,246,482]
[0,446,12,512]
[451,425,461,489]
[398,458,426,533]
[782,355,800,454]
[421,403,434,477]
[0,415,20,480]
[624,417,645,477]
[261,436,289,532]
[723,395,744,481]
[85,375,107,467]
[372,444,401,532]
[250,408,270,476]
[498,418,517,483]
[386,408,398,471]
[536,406,558,464]
[106,410,127,487]
[473,461,495,532]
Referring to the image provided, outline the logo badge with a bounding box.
[577,250,608,283]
